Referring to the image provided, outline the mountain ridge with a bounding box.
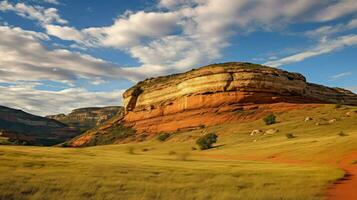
[0,105,79,146]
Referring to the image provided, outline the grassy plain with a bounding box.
[0,104,356,200]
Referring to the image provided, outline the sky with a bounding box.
[0,0,356,116]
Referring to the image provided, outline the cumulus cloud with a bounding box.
[45,25,85,41]
[265,34,357,67]
[0,0,67,25]
[46,11,180,48]
[45,0,357,77]
[0,25,144,83]
[0,83,124,116]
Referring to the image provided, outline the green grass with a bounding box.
[0,104,356,200]
[0,145,341,200]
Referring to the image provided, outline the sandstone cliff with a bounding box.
[47,106,123,132]
[0,106,80,146]
[63,109,131,147]
[67,62,357,146]
[122,62,357,134]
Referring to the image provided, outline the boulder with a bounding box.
[265,129,279,135]
[305,117,313,122]
[250,129,263,136]
[328,119,337,124]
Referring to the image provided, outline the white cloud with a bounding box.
[331,72,352,80]
[265,34,357,67]
[46,11,180,48]
[159,0,194,9]
[0,0,67,25]
[42,0,60,5]
[0,83,124,116]
[314,0,357,22]
[45,0,357,78]
[306,18,357,38]
[0,25,144,83]
[45,25,85,41]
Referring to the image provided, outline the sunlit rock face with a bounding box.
[121,62,357,134]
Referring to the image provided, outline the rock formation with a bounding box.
[0,106,79,146]
[47,106,123,132]
[122,62,357,134]
[64,109,129,147]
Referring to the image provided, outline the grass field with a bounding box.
[0,104,356,200]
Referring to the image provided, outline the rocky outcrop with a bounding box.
[63,109,130,147]
[47,106,123,132]
[122,62,357,134]
[0,106,80,146]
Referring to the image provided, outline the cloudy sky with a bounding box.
[0,0,356,116]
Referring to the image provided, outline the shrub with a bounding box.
[286,133,296,139]
[335,103,342,109]
[196,133,218,150]
[263,114,276,125]
[168,151,176,155]
[127,147,135,154]
[142,148,149,152]
[157,133,170,141]
[338,131,348,137]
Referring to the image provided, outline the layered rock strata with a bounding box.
[122,62,357,133]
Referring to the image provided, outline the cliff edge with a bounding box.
[122,62,357,134]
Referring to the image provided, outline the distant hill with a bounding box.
[0,106,80,146]
[46,106,123,133]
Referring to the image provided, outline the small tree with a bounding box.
[157,133,170,141]
[196,133,218,150]
[263,114,276,125]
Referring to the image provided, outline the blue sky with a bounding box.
[0,0,356,115]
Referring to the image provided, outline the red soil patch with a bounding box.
[125,102,320,134]
[200,152,357,200]
[327,151,357,200]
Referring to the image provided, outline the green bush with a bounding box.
[157,133,170,141]
[263,114,276,125]
[286,133,296,139]
[196,133,218,150]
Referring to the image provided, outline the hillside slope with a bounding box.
[0,106,79,146]
[0,104,356,199]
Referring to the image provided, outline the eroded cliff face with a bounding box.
[47,106,123,132]
[122,62,357,134]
